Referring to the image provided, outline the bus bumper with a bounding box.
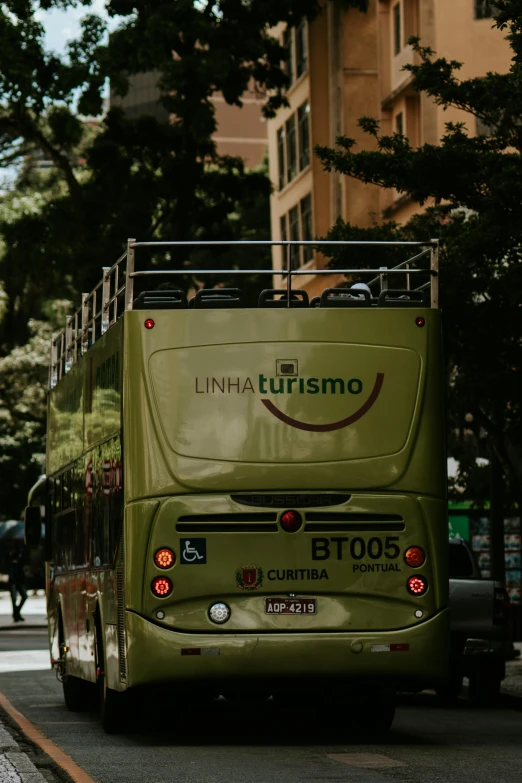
[124,608,449,690]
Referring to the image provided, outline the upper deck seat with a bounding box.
[310,296,321,308]
[377,290,429,308]
[258,289,309,308]
[320,288,374,308]
[191,288,244,309]
[133,290,188,310]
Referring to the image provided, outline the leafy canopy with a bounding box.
[315,0,522,506]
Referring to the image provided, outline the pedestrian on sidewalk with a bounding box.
[5,541,28,622]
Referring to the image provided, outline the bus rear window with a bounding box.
[449,544,474,578]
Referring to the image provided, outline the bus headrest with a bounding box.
[377,289,429,308]
[258,289,309,308]
[320,288,373,308]
[133,290,188,310]
[193,288,244,309]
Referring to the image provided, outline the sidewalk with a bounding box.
[0,590,47,630]
[0,722,48,783]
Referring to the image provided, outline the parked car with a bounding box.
[439,538,508,703]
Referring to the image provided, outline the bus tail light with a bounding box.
[155,548,175,569]
[144,318,155,330]
[407,575,428,596]
[405,546,425,568]
[152,576,173,597]
[280,510,303,533]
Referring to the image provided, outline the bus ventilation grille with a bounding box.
[231,494,351,508]
[116,568,127,682]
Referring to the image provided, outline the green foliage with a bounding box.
[315,0,522,506]
[0,0,360,512]
[0,319,50,519]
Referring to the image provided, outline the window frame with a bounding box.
[298,101,311,172]
[393,2,402,56]
[285,114,298,185]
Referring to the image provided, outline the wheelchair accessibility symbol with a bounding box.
[180,538,207,564]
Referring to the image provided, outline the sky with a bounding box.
[36,0,112,54]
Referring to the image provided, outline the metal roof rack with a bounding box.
[49,238,439,388]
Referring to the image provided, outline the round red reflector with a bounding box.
[407,575,428,596]
[405,546,425,568]
[151,576,173,598]
[155,548,175,569]
[280,510,303,533]
[415,316,425,328]
[145,318,155,330]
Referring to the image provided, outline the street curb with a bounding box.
[0,692,93,783]
[0,625,48,632]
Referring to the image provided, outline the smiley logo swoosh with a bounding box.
[261,373,384,432]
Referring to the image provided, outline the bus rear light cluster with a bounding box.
[407,575,428,596]
[152,576,173,598]
[280,510,303,533]
[144,318,155,330]
[155,548,175,569]
[404,546,425,568]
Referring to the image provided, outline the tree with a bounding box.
[0,0,364,351]
[314,0,522,507]
[1,0,364,513]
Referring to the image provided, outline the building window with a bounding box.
[277,127,285,191]
[285,115,297,184]
[280,214,288,243]
[395,112,404,136]
[300,195,313,262]
[284,27,295,86]
[296,18,308,78]
[474,1,495,19]
[280,194,314,271]
[476,116,494,136]
[298,101,310,171]
[283,19,308,88]
[288,206,300,269]
[393,2,402,56]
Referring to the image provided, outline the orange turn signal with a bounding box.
[155,548,175,569]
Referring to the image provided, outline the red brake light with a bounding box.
[155,548,175,569]
[280,510,303,533]
[145,318,155,330]
[407,575,428,596]
[415,316,425,327]
[152,576,173,597]
[405,546,425,568]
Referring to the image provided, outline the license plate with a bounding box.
[265,598,317,615]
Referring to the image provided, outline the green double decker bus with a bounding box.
[25,239,448,732]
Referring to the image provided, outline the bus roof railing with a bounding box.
[49,238,439,388]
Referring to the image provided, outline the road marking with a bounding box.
[0,650,50,673]
[0,690,97,783]
[327,753,407,768]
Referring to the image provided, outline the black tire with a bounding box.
[99,670,131,734]
[436,675,463,705]
[63,675,97,712]
[469,674,502,706]
[354,693,396,734]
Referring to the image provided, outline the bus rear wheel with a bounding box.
[99,670,131,734]
[63,675,97,712]
[353,692,396,734]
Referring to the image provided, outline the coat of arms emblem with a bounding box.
[236,564,264,590]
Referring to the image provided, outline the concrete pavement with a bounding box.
[0,591,47,631]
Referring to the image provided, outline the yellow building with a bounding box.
[267,1,511,294]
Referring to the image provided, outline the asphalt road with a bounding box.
[1,631,522,783]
